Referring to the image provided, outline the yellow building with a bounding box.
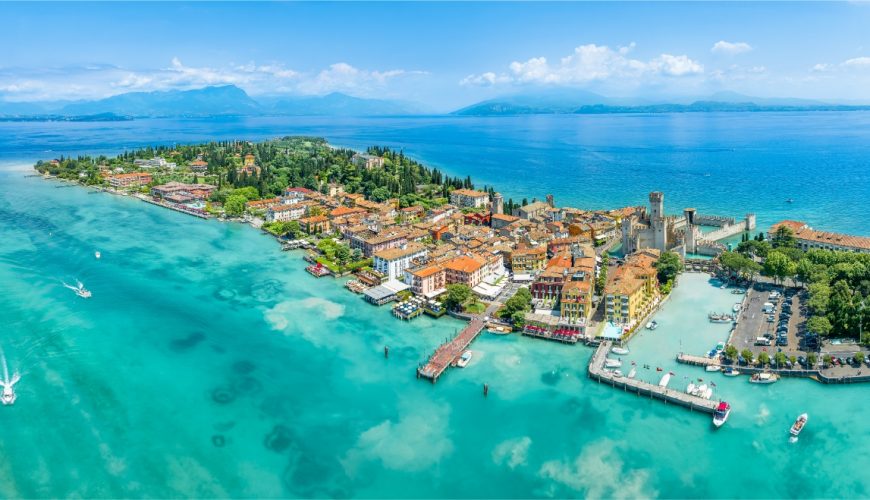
[511,245,547,273]
[604,256,658,325]
[561,279,593,321]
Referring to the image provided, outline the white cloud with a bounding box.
[0,59,423,102]
[812,63,833,73]
[461,43,703,87]
[538,439,656,498]
[843,56,870,68]
[711,40,753,56]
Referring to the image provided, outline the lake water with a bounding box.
[0,113,868,498]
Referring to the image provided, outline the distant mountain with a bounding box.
[58,85,260,117]
[0,86,426,119]
[261,92,425,116]
[453,91,870,116]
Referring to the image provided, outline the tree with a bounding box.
[443,284,472,311]
[502,287,533,320]
[723,344,739,362]
[855,352,866,364]
[757,351,770,366]
[823,354,833,367]
[774,351,788,368]
[231,186,259,201]
[806,315,833,336]
[772,225,796,248]
[764,251,796,285]
[741,348,754,365]
[224,194,246,217]
[333,244,351,265]
[655,252,683,284]
[807,353,818,368]
[828,280,855,336]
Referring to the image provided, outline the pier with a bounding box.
[588,342,721,414]
[417,317,485,382]
[676,352,870,384]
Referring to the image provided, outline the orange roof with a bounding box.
[444,255,484,273]
[331,206,367,217]
[770,220,809,233]
[451,188,488,198]
[492,213,520,222]
[111,172,151,179]
[410,265,444,278]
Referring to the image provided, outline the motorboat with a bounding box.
[790,413,808,437]
[627,367,637,379]
[658,372,672,387]
[749,372,779,384]
[712,401,731,427]
[706,365,721,372]
[686,382,697,395]
[696,384,708,397]
[732,289,746,295]
[95,251,101,259]
[604,358,622,369]
[702,386,714,399]
[63,280,92,299]
[612,369,623,378]
[456,350,473,368]
[733,303,742,313]
[646,321,658,330]
[0,354,19,406]
[722,367,740,377]
[611,347,630,356]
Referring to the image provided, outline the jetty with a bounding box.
[417,317,485,382]
[588,342,720,414]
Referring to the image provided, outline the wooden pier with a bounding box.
[417,317,485,382]
[588,342,721,414]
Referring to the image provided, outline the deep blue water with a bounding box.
[2,112,869,235]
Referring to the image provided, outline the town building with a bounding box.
[511,245,548,273]
[109,172,152,189]
[373,242,428,281]
[449,189,490,209]
[266,204,307,222]
[352,153,385,170]
[404,265,447,298]
[444,255,486,288]
[769,221,870,254]
[604,252,659,327]
[516,201,551,220]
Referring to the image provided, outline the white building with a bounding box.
[449,189,490,209]
[266,204,306,222]
[373,243,428,281]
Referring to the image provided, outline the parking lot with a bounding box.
[730,284,810,365]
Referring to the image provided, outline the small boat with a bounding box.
[63,280,92,299]
[627,367,637,379]
[658,372,672,387]
[790,413,808,437]
[712,401,731,428]
[0,373,19,406]
[702,387,713,399]
[733,303,742,313]
[732,289,746,295]
[722,367,740,377]
[95,251,101,259]
[686,382,697,395]
[696,383,708,397]
[612,369,623,378]
[611,347,630,356]
[786,198,794,204]
[706,365,721,372]
[456,350,473,368]
[646,321,658,330]
[749,372,779,384]
[604,358,622,369]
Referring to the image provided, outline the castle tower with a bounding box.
[493,192,504,215]
[649,192,667,251]
[684,207,697,255]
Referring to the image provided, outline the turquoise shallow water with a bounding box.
[1,169,869,498]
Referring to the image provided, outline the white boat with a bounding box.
[627,367,637,379]
[604,358,622,369]
[696,383,708,397]
[456,350,473,368]
[63,280,92,299]
[95,251,101,259]
[706,365,721,372]
[658,372,672,387]
[749,372,779,384]
[733,303,742,313]
[0,354,19,406]
[686,382,697,395]
[611,347,630,356]
[645,321,658,330]
[789,413,808,437]
[703,387,713,399]
[712,401,731,427]
[722,367,740,377]
[612,369,623,378]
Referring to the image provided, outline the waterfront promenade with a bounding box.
[589,342,720,414]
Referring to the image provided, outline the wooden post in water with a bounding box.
[384,346,389,358]
[483,383,489,397]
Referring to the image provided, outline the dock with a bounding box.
[417,317,485,382]
[588,342,721,414]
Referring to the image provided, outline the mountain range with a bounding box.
[452,90,870,115]
[0,85,426,119]
[3,85,870,120]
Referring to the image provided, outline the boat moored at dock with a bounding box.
[749,372,779,384]
[611,346,630,356]
[722,367,740,377]
[456,350,473,368]
[604,357,622,369]
[658,371,672,387]
[646,321,658,330]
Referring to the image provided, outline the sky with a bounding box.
[3,1,870,110]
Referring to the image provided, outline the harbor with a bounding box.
[588,342,721,414]
[417,317,485,382]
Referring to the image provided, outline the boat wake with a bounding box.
[789,436,799,444]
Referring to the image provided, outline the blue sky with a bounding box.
[3,2,870,109]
